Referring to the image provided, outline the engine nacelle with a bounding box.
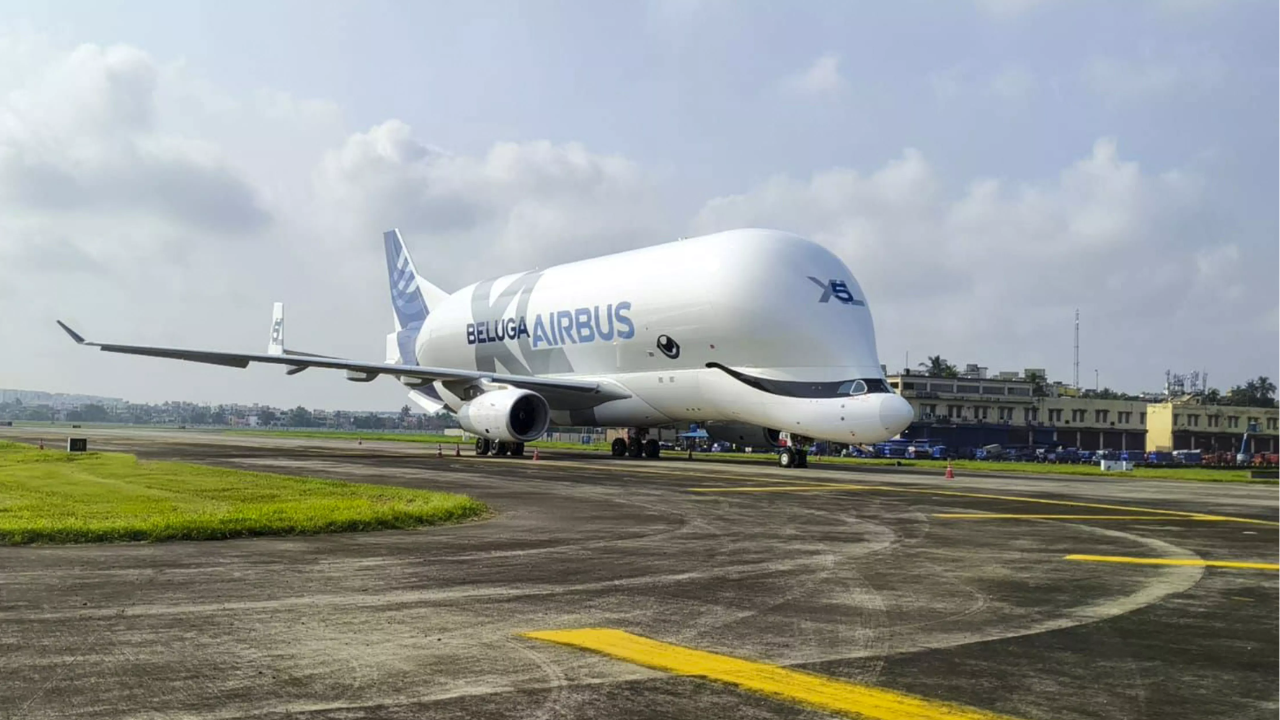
[703,422,783,448]
[457,388,551,443]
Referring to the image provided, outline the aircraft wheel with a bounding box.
[495,441,510,456]
[778,448,795,468]
[627,437,643,458]
[611,438,628,457]
[512,442,525,457]
[475,438,491,456]
[643,439,660,458]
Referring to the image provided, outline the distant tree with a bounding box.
[1024,370,1048,397]
[80,403,109,422]
[1223,377,1276,408]
[258,408,277,426]
[1255,376,1276,406]
[1203,387,1222,404]
[288,406,313,428]
[918,355,959,378]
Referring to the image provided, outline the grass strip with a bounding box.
[0,441,486,545]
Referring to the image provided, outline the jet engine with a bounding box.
[703,422,783,448]
[457,388,551,443]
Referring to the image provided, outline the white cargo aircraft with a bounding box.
[58,228,913,468]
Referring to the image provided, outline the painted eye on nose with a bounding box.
[657,335,680,359]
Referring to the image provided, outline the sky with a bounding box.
[0,0,1275,411]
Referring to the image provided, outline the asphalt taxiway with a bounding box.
[1,428,1277,720]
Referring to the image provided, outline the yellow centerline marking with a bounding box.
[1065,554,1279,571]
[691,484,876,493]
[689,483,1280,526]
[524,628,1023,720]
[933,514,1216,521]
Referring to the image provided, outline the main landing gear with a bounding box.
[475,438,525,457]
[610,429,660,459]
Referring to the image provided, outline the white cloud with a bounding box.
[783,53,846,97]
[930,65,1037,102]
[309,120,668,283]
[691,138,1273,387]
[1082,53,1226,101]
[930,66,968,102]
[988,65,1037,99]
[0,41,270,235]
[974,0,1051,19]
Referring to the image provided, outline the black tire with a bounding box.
[611,438,627,457]
[643,438,660,458]
[512,442,525,457]
[778,448,795,468]
[627,437,643,458]
[475,438,491,456]
[495,441,510,456]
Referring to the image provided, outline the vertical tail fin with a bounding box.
[383,229,447,364]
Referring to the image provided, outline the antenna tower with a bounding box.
[1073,309,1080,389]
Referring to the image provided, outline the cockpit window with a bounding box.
[709,363,895,399]
[837,380,867,395]
[862,379,891,393]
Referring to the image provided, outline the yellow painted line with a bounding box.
[689,483,1280,527]
[933,514,1204,521]
[524,628,1022,720]
[691,484,875,493]
[1065,554,1280,571]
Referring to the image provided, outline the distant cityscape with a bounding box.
[0,389,459,431]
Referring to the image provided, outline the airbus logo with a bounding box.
[808,277,865,306]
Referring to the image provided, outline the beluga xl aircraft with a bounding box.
[58,228,913,468]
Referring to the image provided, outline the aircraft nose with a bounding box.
[878,394,914,435]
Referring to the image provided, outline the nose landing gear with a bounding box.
[777,439,810,469]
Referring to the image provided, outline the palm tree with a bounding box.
[1203,387,1221,404]
[1255,376,1276,405]
[918,355,958,377]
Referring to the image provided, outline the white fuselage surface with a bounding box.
[414,229,913,444]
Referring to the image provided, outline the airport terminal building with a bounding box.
[886,369,1278,457]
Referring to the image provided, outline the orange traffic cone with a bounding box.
[533,447,540,461]
[945,462,954,479]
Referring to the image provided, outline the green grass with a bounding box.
[0,441,487,545]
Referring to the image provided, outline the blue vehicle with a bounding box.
[874,438,941,459]
[1173,449,1202,465]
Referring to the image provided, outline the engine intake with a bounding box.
[703,422,783,448]
[457,388,551,443]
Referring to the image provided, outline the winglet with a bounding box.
[267,302,285,355]
[56,320,87,345]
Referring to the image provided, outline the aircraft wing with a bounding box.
[56,321,628,400]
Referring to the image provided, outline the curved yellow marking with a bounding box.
[524,628,1024,720]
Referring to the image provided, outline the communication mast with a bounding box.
[1073,309,1079,389]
